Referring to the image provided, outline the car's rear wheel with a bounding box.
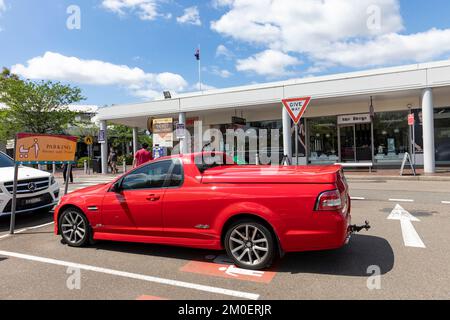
[59,208,90,247]
[225,220,275,270]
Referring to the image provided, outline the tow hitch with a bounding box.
[349,221,371,233]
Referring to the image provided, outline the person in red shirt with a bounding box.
[133,143,153,168]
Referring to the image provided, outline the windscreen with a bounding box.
[0,152,14,168]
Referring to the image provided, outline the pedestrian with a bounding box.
[63,162,74,184]
[133,143,153,168]
[108,148,119,174]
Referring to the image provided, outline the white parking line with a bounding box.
[0,250,260,300]
[351,197,366,201]
[389,199,414,203]
[442,201,450,205]
[0,222,54,240]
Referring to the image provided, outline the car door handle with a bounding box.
[146,194,161,201]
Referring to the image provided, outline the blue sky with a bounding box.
[1,0,450,106]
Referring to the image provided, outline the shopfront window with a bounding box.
[435,107,450,163]
[373,111,409,164]
[308,117,338,164]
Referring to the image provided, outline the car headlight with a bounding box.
[51,176,56,185]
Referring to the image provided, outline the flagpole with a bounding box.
[198,44,202,92]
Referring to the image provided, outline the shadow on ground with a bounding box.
[0,211,54,233]
[278,235,394,276]
[89,234,394,277]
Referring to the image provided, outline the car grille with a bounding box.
[3,193,54,213]
[4,178,50,194]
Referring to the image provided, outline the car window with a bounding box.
[122,161,172,190]
[167,160,183,187]
[0,152,14,168]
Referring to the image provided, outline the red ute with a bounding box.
[54,152,368,270]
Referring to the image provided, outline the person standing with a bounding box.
[108,148,119,174]
[63,163,73,184]
[133,143,153,168]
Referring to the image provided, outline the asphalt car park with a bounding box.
[1,177,450,300]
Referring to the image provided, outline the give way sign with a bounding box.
[282,96,312,124]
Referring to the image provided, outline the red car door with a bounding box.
[100,160,174,237]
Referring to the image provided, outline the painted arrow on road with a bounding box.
[388,204,426,248]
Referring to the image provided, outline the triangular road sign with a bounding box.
[282,97,312,124]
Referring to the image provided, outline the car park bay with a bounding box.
[1,176,450,300]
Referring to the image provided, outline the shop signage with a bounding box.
[153,118,174,148]
[153,118,173,133]
[338,113,372,125]
[408,114,415,126]
[282,97,312,124]
[186,117,199,127]
[15,133,77,164]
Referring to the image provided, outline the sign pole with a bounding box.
[295,123,299,166]
[412,119,416,166]
[64,162,71,196]
[9,162,19,235]
[282,96,312,166]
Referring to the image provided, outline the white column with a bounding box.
[282,108,293,162]
[179,112,187,154]
[422,88,435,174]
[100,120,108,175]
[132,127,139,155]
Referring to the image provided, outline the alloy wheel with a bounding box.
[228,224,269,267]
[61,211,87,245]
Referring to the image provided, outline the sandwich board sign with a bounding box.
[282,97,312,124]
[9,133,78,235]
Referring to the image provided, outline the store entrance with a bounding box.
[339,124,373,162]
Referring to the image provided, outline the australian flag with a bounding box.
[194,48,200,61]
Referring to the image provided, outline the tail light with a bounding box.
[315,190,343,211]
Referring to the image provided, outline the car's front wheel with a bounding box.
[59,208,90,247]
[225,220,276,270]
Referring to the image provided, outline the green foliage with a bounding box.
[109,125,133,148]
[139,135,153,148]
[118,154,134,166]
[77,157,92,168]
[0,68,85,141]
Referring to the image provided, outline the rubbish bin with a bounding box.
[92,157,102,174]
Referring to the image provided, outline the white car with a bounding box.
[0,151,60,216]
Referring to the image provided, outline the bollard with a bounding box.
[123,159,127,173]
[84,160,87,174]
[52,162,56,175]
[255,153,260,166]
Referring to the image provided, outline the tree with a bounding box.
[0,69,85,141]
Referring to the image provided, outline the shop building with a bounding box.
[97,60,450,174]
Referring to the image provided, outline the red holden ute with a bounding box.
[54,152,369,270]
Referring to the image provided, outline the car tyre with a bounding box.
[225,220,276,270]
[59,208,91,247]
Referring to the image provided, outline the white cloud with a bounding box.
[0,0,5,12]
[216,44,233,59]
[101,0,160,21]
[209,0,450,73]
[208,65,232,78]
[11,52,188,100]
[192,82,216,91]
[236,50,300,77]
[315,28,450,68]
[176,6,201,26]
[211,0,234,9]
